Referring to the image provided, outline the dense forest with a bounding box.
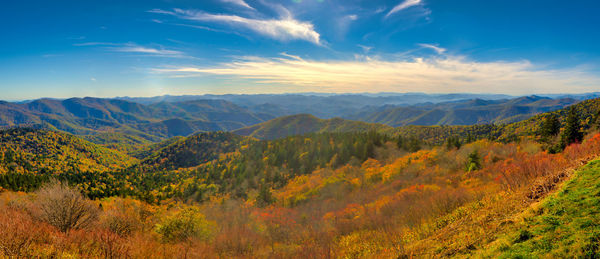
[0,97,599,257]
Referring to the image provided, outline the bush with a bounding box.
[155,207,216,243]
[99,198,150,237]
[0,208,52,257]
[33,180,100,232]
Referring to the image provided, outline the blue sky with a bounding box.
[1,0,599,100]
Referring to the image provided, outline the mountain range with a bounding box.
[0,93,595,144]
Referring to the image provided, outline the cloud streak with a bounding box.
[110,44,183,56]
[221,0,255,10]
[418,43,446,54]
[386,0,422,18]
[153,54,600,94]
[150,8,322,45]
[76,42,185,57]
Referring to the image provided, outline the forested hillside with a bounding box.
[233,114,395,140]
[0,97,599,258]
[0,94,586,147]
[0,128,136,192]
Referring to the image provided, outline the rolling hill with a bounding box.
[232,114,395,140]
[1,97,600,258]
[348,96,579,126]
[0,128,135,175]
[0,97,274,141]
[133,131,248,172]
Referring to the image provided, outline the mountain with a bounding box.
[134,131,248,172]
[117,93,516,119]
[395,97,600,145]
[232,114,395,140]
[0,97,274,141]
[348,96,579,127]
[0,128,135,175]
[2,98,600,258]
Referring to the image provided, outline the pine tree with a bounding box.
[466,150,481,172]
[540,114,561,140]
[446,136,462,150]
[257,183,273,207]
[561,107,583,148]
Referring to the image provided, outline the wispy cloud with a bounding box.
[150,8,322,45]
[75,42,185,57]
[152,54,600,94]
[358,45,373,53]
[386,0,422,18]
[73,42,120,47]
[418,43,446,54]
[110,43,183,56]
[221,0,255,10]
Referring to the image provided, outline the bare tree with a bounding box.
[34,180,99,232]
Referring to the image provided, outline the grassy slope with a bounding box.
[475,159,600,258]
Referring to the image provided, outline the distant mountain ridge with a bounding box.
[0,93,591,145]
[117,93,598,119]
[0,97,274,141]
[347,95,578,126]
[117,93,516,119]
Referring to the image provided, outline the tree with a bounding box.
[34,180,99,232]
[256,183,274,207]
[466,150,481,172]
[561,107,583,148]
[539,114,561,140]
[397,136,421,152]
[446,136,462,150]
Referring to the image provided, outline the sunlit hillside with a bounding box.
[2,0,600,257]
[0,97,598,257]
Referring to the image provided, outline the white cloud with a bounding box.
[152,54,600,95]
[73,42,120,47]
[418,43,446,54]
[358,45,373,53]
[151,8,322,45]
[386,0,422,18]
[76,42,185,57]
[110,43,183,56]
[221,0,255,10]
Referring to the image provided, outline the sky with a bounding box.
[1,0,600,100]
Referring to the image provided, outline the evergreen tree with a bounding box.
[446,136,462,150]
[539,114,561,140]
[466,150,481,172]
[257,183,274,207]
[561,107,583,148]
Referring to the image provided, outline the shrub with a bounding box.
[33,180,100,232]
[99,198,150,237]
[0,208,51,257]
[155,207,216,243]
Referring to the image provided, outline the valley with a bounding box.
[0,93,599,257]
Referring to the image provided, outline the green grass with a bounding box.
[478,159,600,258]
